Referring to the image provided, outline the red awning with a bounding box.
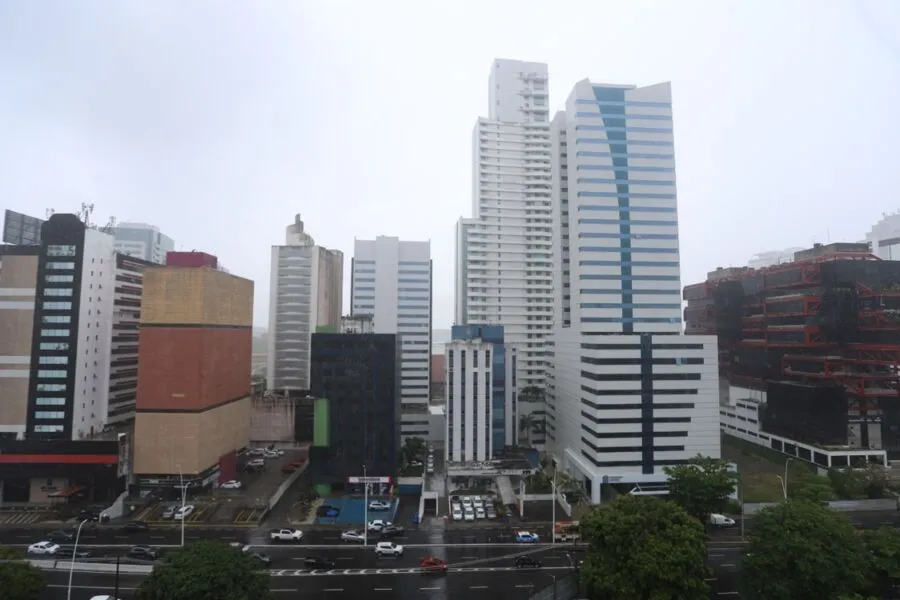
[48,485,86,498]
[0,454,117,465]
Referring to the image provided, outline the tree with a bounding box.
[579,495,710,600]
[741,501,870,600]
[664,455,739,524]
[519,385,544,404]
[137,541,271,600]
[864,526,900,595]
[791,471,834,503]
[0,547,45,600]
[518,413,537,446]
[401,436,426,465]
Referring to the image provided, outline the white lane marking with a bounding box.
[515,584,533,588]
[721,563,735,568]
[374,589,392,592]
[271,590,296,593]
[49,585,138,591]
[470,585,488,589]
[708,553,725,558]
[717,593,739,596]
[705,578,717,582]
[420,588,441,591]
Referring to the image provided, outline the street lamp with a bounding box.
[783,458,793,499]
[550,466,557,546]
[177,464,186,547]
[66,518,89,600]
[362,464,368,547]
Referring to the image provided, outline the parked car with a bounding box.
[304,556,336,569]
[463,510,475,522]
[419,556,448,573]
[515,531,540,543]
[380,524,405,538]
[709,513,736,527]
[475,508,486,520]
[248,551,271,566]
[374,541,404,557]
[220,480,242,490]
[367,520,391,532]
[270,528,304,542]
[47,530,74,543]
[368,500,391,511]
[161,505,177,519]
[514,556,542,568]
[27,541,60,555]
[451,509,463,521]
[127,546,159,560]
[121,521,149,533]
[56,545,91,559]
[340,530,365,543]
[247,458,265,467]
[173,505,195,520]
[89,596,121,600]
[461,496,473,509]
[282,460,305,473]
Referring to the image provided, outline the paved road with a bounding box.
[707,542,743,597]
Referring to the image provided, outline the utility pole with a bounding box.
[114,555,120,598]
[362,464,368,546]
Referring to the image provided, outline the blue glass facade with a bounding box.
[452,324,508,452]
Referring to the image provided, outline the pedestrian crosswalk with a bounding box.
[0,511,50,525]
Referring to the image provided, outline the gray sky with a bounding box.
[2,0,899,328]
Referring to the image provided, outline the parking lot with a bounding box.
[131,447,308,526]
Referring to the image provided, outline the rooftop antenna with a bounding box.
[45,208,55,219]
[100,216,117,233]
[78,203,95,228]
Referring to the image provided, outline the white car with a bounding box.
[90,596,122,600]
[462,496,473,508]
[374,541,404,557]
[264,449,284,457]
[452,510,463,521]
[367,520,391,532]
[173,505,195,520]
[475,508,486,519]
[464,511,475,522]
[473,498,484,509]
[28,541,60,555]
[369,500,391,511]
[220,480,242,490]
[340,530,366,543]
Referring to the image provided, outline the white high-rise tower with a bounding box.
[548,79,720,503]
[455,59,554,433]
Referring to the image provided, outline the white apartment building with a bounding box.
[866,212,900,260]
[445,340,493,462]
[455,58,554,401]
[351,236,431,438]
[267,215,343,392]
[547,79,720,503]
[111,222,174,265]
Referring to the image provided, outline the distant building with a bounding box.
[351,236,431,439]
[867,212,900,260]
[430,354,446,400]
[341,314,374,334]
[110,222,174,265]
[133,253,253,493]
[747,247,805,269]
[267,215,343,392]
[308,331,400,486]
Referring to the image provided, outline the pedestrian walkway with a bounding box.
[497,476,517,506]
[0,511,51,525]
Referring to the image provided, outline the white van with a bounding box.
[709,513,736,527]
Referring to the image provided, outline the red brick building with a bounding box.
[133,253,253,492]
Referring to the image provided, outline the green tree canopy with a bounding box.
[664,455,739,523]
[864,526,900,593]
[137,541,271,600]
[579,495,710,600]
[742,501,870,600]
[401,436,426,463]
[0,547,44,600]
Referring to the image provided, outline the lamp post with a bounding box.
[177,464,186,547]
[66,518,89,600]
[783,458,793,500]
[551,466,557,546]
[362,464,368,546]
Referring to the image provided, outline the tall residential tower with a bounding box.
[267,215,343,392]
[455,58,554,428]
[548,79,720,503]
[351,236,431,439]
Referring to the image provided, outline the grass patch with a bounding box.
[722,434,817,503]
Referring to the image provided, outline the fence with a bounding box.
[526,572,579,600]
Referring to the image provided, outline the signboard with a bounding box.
[347,476,392,485]
[3,209,44,245]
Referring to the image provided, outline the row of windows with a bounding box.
[582,370,700,382]
[579,260,679,268]
[35,411,65,420]
[581,288,680,296]
[46,261,75,270]
[575,112,672,121]
[580,274,679,281]
[576,165,675,174]
[582,317,681,324]
[576,138,673,148]
[575,151,674,160]
[42,315,71,324]
[39,356,68,365]
[355,286,374,292]
[46,274,74,283]
[40,342,69,351]
[43,301,72,310]
[578,232,678,240]
[44,288,73,297]
[575,125,673,134]
[41,329,70,337]
[582,356,704,366]
[37,383,66,392]
[575,99,672,108]
[577,219,677,227]
[37,370,67,378]
[34,425,63,433]
[580,302,682,310]
[577,178,675,187]
[355,277,375,283]
[398,287,428,292]
[578,205,676,213]
[36,397,66,406]
[398,323,429,328]
[579,246,678,254]
[46,244,77,257]
[581,343,704,351]
[577,192,676,200]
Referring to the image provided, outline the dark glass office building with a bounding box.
[308,333,400,486]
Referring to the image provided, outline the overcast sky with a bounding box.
[2,0,899,328]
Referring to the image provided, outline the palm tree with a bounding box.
[518,413,537,447]
[555,470,590,517]
[519,386,545,404]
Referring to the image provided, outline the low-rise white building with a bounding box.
[445,340,494,462]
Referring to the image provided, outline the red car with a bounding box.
[282,460,305,473]
[419,556,448,573]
